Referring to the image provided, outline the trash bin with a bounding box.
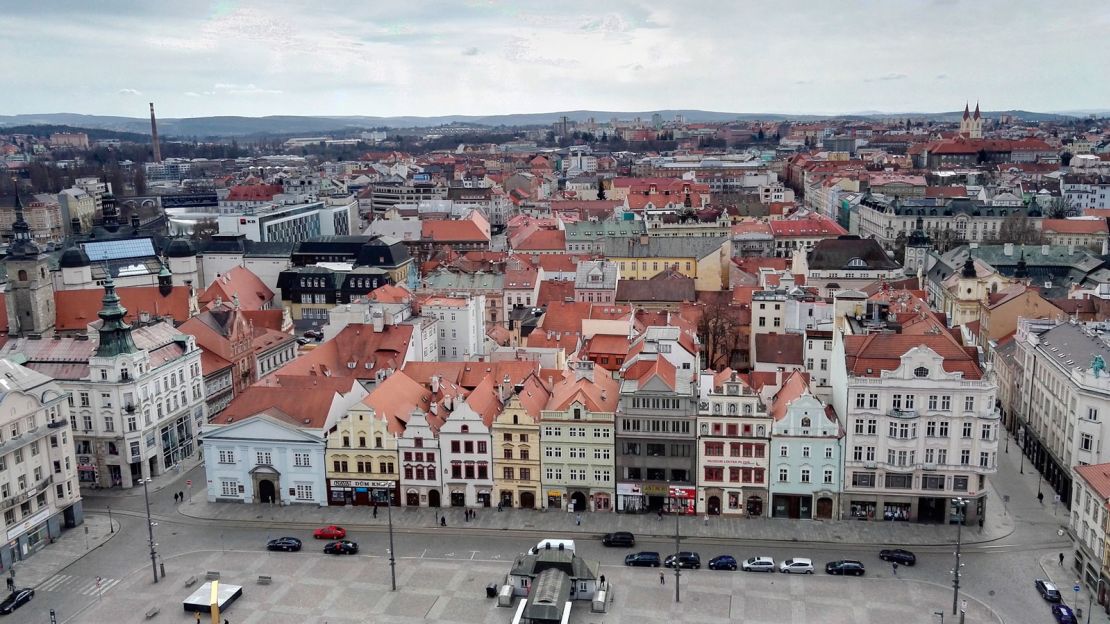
[486,583,498,598]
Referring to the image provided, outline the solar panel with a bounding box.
[81,238,157,262]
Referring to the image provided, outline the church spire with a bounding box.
[963,102,970,120]
[7,188,41,259]
[973,101,981,120]
[95,275,139,357]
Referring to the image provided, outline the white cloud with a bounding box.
[118,88,142,96]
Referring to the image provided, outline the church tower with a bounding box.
[5,190,55,337]
[959,102,983,139]
[903,216,932,279]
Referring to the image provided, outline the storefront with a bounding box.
[327,479,398,506]
[1,504,72,573]
[546,489,563,511]
[617,483,643,513]
[772,494,812,519]
[667,486,695,514]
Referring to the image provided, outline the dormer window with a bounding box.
[847,257,867,269]
[914,367,929,378]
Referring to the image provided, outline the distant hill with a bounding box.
[0,123,149,143]
[0,108,1078,138]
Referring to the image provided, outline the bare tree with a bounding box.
[985,213,1044,245]
[696,295,742,371]
[190,218,220,241]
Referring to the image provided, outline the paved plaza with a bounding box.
[64,548,1001,624]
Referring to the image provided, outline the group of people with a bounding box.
[172,491,186,503]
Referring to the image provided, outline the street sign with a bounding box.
[960,599,967,613]
[1075,583,1081,593]
[186,480,192,487]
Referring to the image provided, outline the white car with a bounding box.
[779,558,814,574]
[741,556,776,572]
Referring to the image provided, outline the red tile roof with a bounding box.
[199,266,274,311]
[1074,463,1110,500]
[422,218,490,243]
[769,370,814,422]
[275,324,413,380]
[622,356,677,390]
[843,334,982,379]
[367,284,413,304]
[225,184,284,202]
[536,280,576,308]
[768,215,847,238]
[513,228,566,251]
[216,376,360,427]
[54,285,193,331]
[545,366,619,413]
[754,333,804,365]
[1041,219,1108,235]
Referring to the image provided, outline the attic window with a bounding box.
[847,258,867,268]
[914,366,929,378]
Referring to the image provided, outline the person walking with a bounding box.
[703,515,709,526]
[659,571,665,585]
[179,491,184,503]
[1038,491,1044,505]
[1059,552,1065,566]
[372,504,378,519]
[575,513,581,526]
[892,562,898,576]
[194,611,201,624]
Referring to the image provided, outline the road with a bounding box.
[14,432,1085,623]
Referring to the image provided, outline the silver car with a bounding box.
[779,558,814,574]
[742,556,776,572]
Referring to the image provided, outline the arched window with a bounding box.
[460,424,469,433]
[913,367,929,378]
[713,403,721,414]
[375,436,382,448]
[17,270,27,281]
[801,417,811,428]
[743,404,752,415]
[728,404,737,414]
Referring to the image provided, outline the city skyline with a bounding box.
[3,0,1109,119]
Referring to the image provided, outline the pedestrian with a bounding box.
[5,577,12,591]
[1038,491,1044,505]
[373,505,378,519]
[497,502,503,512]
[703,515,709,526]
[659,571,665,585]
[179,491,184,502]
[1059,552,1065,566]
[575,513,581,526]
[194,612,201,624]
[978,516,984,532]
[440,516,446,527]
[892,562,898,576]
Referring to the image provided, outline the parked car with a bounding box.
[741,556,776,572]
[825,560,866,576]
[708,555,738,571]
[779,558,815,574]
[878,548,917,566]
[323,540,359,555]
[313,525,346,540]
[602,532,635,547]
[303,329,323,340]
[296,337,310,345]
[664,552,701,569]
[624,552,662,567]
[1035,579,1063,603]
[1052,604,1078,624]
[266,537,302,552]
[0,588,33,615]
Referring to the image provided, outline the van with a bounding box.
[529,539,576,555]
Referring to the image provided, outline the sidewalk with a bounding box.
[178,487,1012,546]
[83,455,204,500]
[1038,552,1110,623]
[11,514,116,590]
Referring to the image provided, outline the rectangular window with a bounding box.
[855,394,866,409]
[1081,434,1094,452]
[960,450,971,465]
[962,422,973,438]
[941,396,951,411]
[928,395,938,410]
[221,481,238,497]
[868,394,878,409]
[295,484,313,500]
[218,450,235,464]
[823,469,833,484]
[964,396,975,412]
[293,452,311,467]
[980,424,992,440]
[852,472,875,488]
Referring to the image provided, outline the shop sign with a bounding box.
[617,483,642,495]
[668,486,695,498]
[6,507,51,541]
[642,484,668,496]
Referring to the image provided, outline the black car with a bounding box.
[303,329,323,340]
[267,537,302,552]
[602,531,635,547]
[0,588,33,615]
[664,552,702,569]
[825,560,866,576]
[1035,578,1063,603]
[323,540,359,555]
[624,552,662,567]
[708,555,738,571]
[878,548,916,566]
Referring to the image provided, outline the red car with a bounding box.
[313,525,346,540]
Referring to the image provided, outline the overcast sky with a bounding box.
[3,0,1108,119]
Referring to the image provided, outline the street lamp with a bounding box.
[376,490,397,591]
[673,496,681,604]
[1087,577,1107,624]
[934,610,944,624]
[951,497,967,616]
[140,478,159,583]
[107,505,114,534]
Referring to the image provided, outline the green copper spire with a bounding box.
[95,275,139,357]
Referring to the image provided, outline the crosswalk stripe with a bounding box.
[39,575,120,596]
[38,574,72,592]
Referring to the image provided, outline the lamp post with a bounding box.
[140,478,159,583]
[951,497,967,616]
[933,610,944,624]
[1087,577,1106,624]
[673,496,681,604]
[107,505,114,534]
[387,493,397,592]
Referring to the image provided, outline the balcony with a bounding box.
[0,475,53,512]
[888,408,918,419]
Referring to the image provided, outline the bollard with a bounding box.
[159,562,166,579]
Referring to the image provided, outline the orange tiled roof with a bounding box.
[54,285,193,331]
[199,266,273,311]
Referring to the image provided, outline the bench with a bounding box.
[205,571,220,581]
[144,606,160,619]
[184,576,197,587]
[257,575,272,585]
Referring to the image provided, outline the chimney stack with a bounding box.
[149,102,162,163]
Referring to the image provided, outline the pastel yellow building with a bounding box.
[325,399,400,507]
[603,236,731,291]
[492,375,550,509]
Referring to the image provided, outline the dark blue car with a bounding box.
[1052,604,1077,624]
[708,555,738,571]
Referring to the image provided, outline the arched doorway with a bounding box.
[746,496,764,517]
[406,490,420,507]
[428,489,441,508]
[571,492,587,512]
[707,496,721,515]
[815,497,833,519]
[258,480,276,504]
[520,492,536,509]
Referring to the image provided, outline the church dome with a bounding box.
[164,238,196,258]
[59,246,91,268]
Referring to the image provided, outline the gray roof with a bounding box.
[522,568,571,623]
[929,244,1106,298]
[1034,323,1110,372]
[420,270,503,291]
[574,260,619,289]
[564,218,645,241]
[601,236,727,260]
[807,237,900,271]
